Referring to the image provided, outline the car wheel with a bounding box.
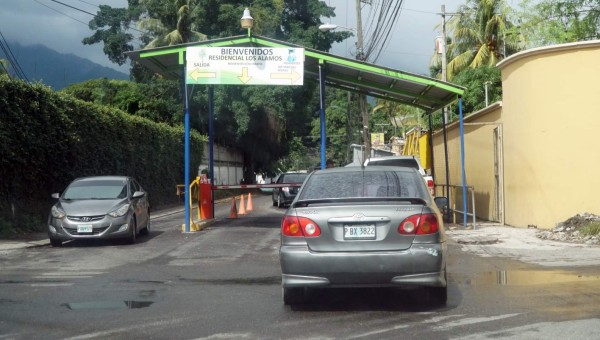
[428,286,447,305]
[283,287,305,305]
[277,194,283,208]
[50,239,62,247]
[272,193,277,206]
[140,212,150,236]
[127,217,137,244]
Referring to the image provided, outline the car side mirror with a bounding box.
[132,191,146,199]
[434,197,448,209]
[51,193,60,199]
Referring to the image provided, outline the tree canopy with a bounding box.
[82,0,352,178]
[442,0,518,81]
[517,0,600,47]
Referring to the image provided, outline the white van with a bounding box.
[364,156,434,196]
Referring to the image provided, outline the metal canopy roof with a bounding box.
[125,35,464,112]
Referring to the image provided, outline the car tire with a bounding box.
[428,286,447,305]
[140,212,150,236]
[277,194,283,208]
[50,239,62,247]
[127,218,137,244]
[272,193,277,207]
[283,287,305,305]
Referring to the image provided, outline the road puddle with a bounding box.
[460,270,600,286]
[62,300,154,310]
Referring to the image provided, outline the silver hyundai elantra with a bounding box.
[47,176,150,247]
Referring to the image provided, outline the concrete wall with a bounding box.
[433,40,600,229]
[432,103,503,223]
[198,142,244,185]
[497,41,600,228]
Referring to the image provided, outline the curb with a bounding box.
[0,205,204,251]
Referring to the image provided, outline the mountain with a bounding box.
[1,42,129,90]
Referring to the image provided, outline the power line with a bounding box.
[32,0,90,26]
[76,0,100,9]
[44,0,148,34]
[32,0,146,39]
[48,0,96,16]
[0,59,12,78]
[0,30,29,82]
[362,0,404,63]
[402,7,438,15]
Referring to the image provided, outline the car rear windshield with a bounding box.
[298,170,427,200]
[281,173,308,183]
[367,158,419,169]
[62,180,128,200]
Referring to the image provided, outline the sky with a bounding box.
[0,0,468,76]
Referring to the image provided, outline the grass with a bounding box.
[0,215,45,239]
[579,221,600,237]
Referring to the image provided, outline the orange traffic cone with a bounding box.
[238,195,247,215]
[228,197,238,218]
[246,193,253,212]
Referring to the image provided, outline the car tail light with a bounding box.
[282,216,321,237]
[427,179,434,196]
[398,214,440,235]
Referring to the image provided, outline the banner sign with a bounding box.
[186,47,304,86]
[371,133,385,146]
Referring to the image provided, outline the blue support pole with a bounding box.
[208,86,215,216]
[183,65,191,233]
[459,97,467,227]
[428,112,434,183]
[319,62,326,169]
[442,107,451,222]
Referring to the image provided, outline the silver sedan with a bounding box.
[279,166,448,305]
[47,176,150,247]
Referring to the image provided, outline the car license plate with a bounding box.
[77,224,93,233]
[344,225,376,240]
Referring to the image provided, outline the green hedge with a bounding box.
[0,76,205,233]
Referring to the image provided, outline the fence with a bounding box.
[435,183,477,227]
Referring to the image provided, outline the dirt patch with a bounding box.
[536,213,600,245]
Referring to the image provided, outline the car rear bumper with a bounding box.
[280,243,446,288]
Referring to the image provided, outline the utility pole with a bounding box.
[439,5,464,223]
[441,5,447,84]
[441,5,455,124]
[440,4,449,203]
[356,0,370,162]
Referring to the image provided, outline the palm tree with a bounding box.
[371,99,423,139]
[444,0,518,80]
[0,59,9,75]
[137,0,207,48]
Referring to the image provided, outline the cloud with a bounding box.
[0,0,128,72]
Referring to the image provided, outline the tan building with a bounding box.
[432,40,600,229]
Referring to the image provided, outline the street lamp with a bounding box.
[318,23,355,33]
[319,14,369,161]
[241,8,253,36]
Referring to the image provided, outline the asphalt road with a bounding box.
[1,193,600,339]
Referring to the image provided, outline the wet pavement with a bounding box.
[3,211,600,269]
[3,197,600,339]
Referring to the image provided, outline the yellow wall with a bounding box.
[434,41,600,229]
[498,41,600,228]
[432,104,503,223]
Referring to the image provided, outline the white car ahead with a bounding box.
[364,156,435,196]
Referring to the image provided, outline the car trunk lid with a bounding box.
[292,203,424,252]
